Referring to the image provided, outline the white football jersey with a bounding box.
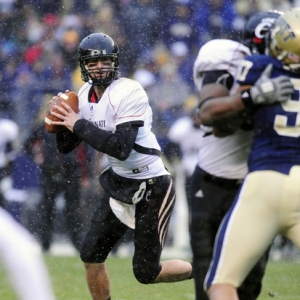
[193,39,250,94]
[193,39,253,179]
[77,78,169,179]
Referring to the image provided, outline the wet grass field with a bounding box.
[0,256,300,299]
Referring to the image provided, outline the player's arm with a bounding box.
[199,64,294,130]
[56,130,82,153]
[197,70,246,136]
[239,64,294,109]
[72,119,142,161]
[199,84,250,126]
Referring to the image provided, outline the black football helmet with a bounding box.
[77,33,119,85]
[242,10,283,54]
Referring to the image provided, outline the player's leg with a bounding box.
[206,171,281,300]
[133,175,192,284]
[238,249,270,300]
[0,207,55,300]
[63,170,83,252]
[189,166,240,300]
[80,193,128,300]
[38,171,57,252]
[190,167,221,299]
[154,260,192,282]
[84,262,111,300]
[283,166,300,253]
[209,284,239,300]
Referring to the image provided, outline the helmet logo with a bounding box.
[288,52,300,63]
[276,18,296,42]
[89,104,95,116]
[90,49,107,55]
[254,18,277,38]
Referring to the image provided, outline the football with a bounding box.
[45,91,79,133]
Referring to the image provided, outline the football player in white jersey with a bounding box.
[0,119,55,299]
[49,33,193,300]
[190,11,283,300]
[0,206,55,300]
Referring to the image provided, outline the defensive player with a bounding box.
[204,9,300,300]
[190,11,285,300]
[49,33,192,300]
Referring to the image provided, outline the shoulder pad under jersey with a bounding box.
[193,39,251,91]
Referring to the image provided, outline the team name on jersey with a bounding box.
[90,120,106,128]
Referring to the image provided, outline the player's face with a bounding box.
[86,57,113,80]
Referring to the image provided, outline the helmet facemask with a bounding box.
[269,10,300,74]
[77,33,120,85]
[80,54,119,85]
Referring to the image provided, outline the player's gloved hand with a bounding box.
[241,64,294,109]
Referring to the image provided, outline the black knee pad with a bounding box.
[238,282,262,300]
[79,232,106,263]
[238,249,269,300]
[133,262,161,284]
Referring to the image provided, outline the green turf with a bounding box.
[0,256,300,299]
[258,260,300,300]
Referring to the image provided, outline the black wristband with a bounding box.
[241,89,256,111]
[198,97,214,111]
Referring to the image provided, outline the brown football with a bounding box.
[45,91,79,133]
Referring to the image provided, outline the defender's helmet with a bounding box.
[243,10,283,54]
[77,33,119,85]
[269,8,300,73]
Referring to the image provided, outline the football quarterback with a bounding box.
[49,32,193,300]
[77,33,119,85]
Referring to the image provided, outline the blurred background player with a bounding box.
[168,98,202,211]
[204,9,298,299]
[0,118,19,209]
[0,206,55,300]
[25,96,84,253]
[190,10,282,300]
